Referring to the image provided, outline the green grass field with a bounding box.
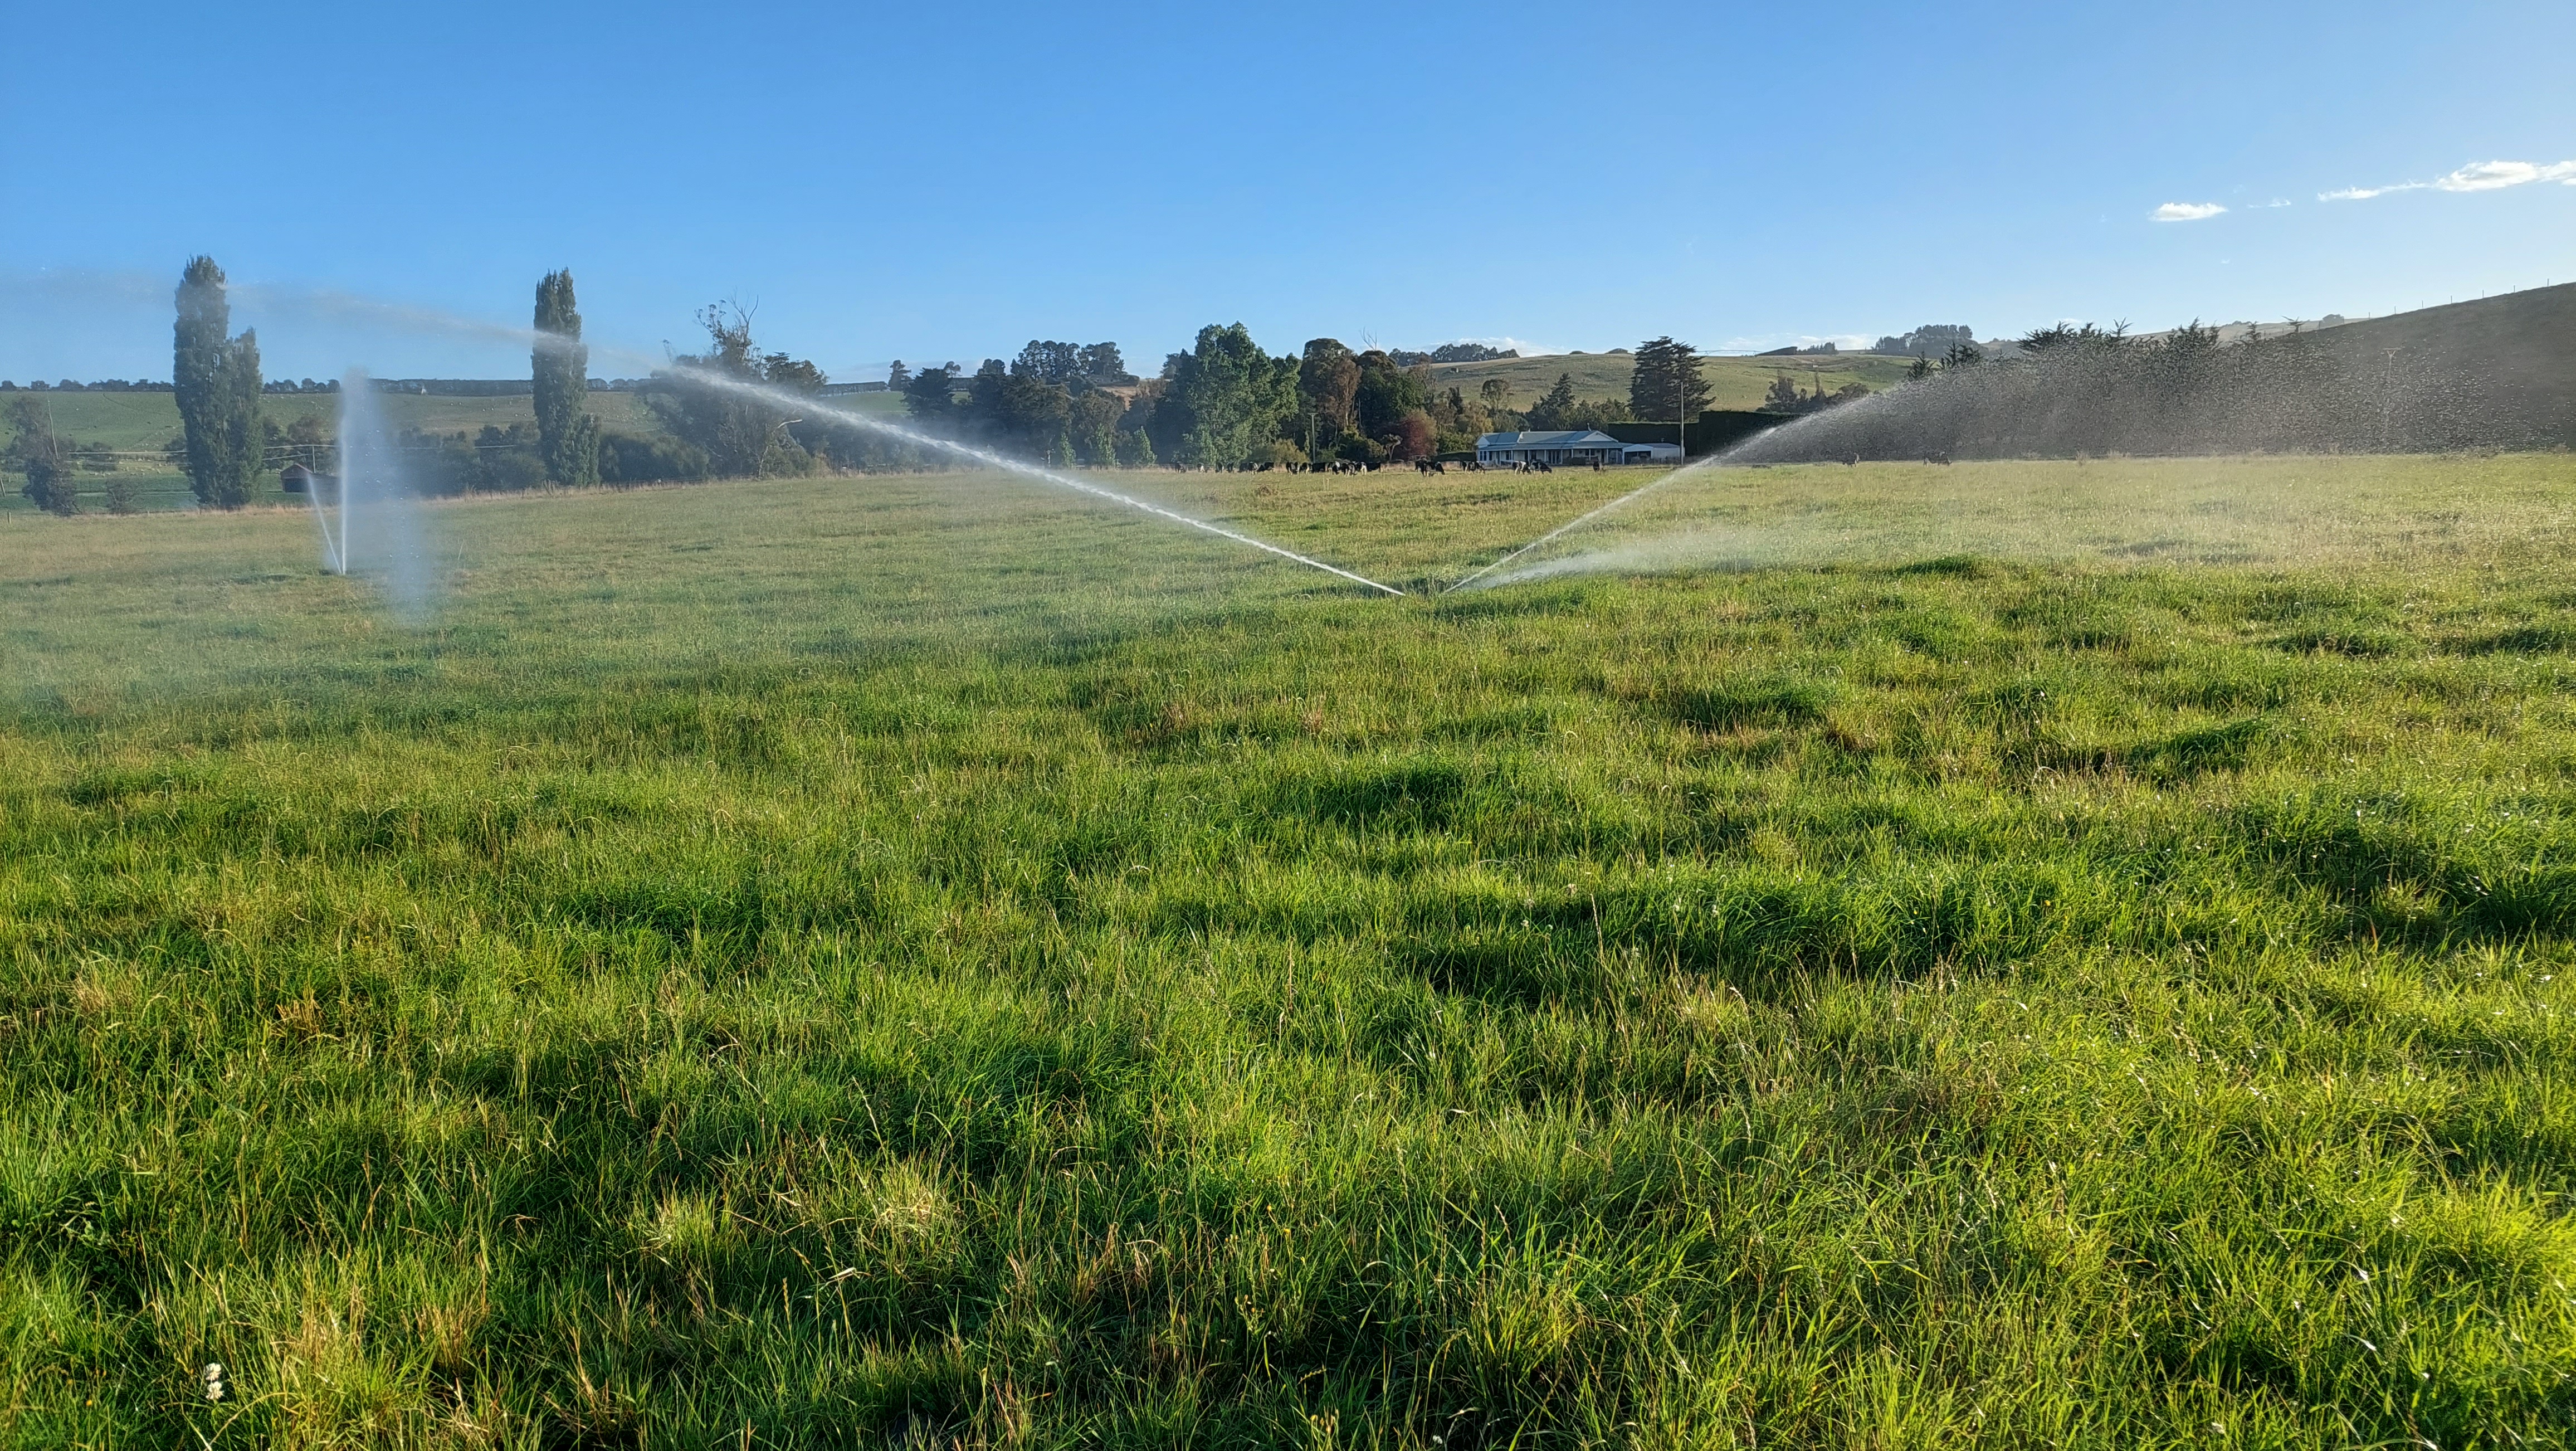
[4,454,2575,1448]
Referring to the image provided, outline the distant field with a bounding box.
[1488,450,2576,583]
[0,387,910,512]
[4,453,2574,1447]
[1427,350,1918,411]
[0,358,1895,512]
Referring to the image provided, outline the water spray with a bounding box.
[656,362,1406,597]
[9,271,1404,595]
[509,320,1403,597]
[307,368,436,612]
[1443,396,1919,592]
[1445,448,1748,593]
[304,437,349,576]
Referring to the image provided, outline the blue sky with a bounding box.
[4,0,2572,383]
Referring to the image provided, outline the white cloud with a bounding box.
[2434,159,2576,191]
[2152,201,2227,222]
[2323,159,2576,201]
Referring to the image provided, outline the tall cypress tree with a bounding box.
[533,270,600,486]
[172,257,263,509]
[1629,337,1711,427]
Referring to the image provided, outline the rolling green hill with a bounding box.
[1423,350,1918,412]
[1733,281,2576,464]
[2294,280,2576,444]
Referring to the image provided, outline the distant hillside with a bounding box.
[1424,350,1916,412]
[1732,282,2576,462]
[2295,283,2576,444]
[2117,315,2362,349]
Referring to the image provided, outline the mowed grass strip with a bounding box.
[2,457,2573,1448]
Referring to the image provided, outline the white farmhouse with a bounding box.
[1475,430,1680,466]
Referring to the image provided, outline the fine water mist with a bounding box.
[1454,286,2576,590]
[1728,290,2576,466]
[326,370,437,613]
[1446,402,1863,592]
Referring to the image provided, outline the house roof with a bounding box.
[1475,430,1622,447]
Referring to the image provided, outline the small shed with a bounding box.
[280,463,340,499]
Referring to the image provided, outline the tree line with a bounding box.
[1871,324,1978,358]
[8,257,1739,512]
[875,330,1727,468]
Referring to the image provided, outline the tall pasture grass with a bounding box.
[2,456,2573,1447]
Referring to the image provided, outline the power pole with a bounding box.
[1679,348,1691,460]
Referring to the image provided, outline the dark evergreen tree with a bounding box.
[1070,390,1124,465]
[172,256,262,509]
[1352,352,1427,441]
[1012,340,1086,388]
[1077,343,1128,382]
[903,364,960,425]
[8,397,78,515]
[1297,339,1360,446]
[1153,324,1297,468]
[533,270,600,486]
[966,359,1010,441]
[1629,336,1711,425]
[992,373,1074,455]
[1566,394,1634,430]
[1528,373,1581,430]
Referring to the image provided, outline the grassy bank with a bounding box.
[3,456,2573,1447]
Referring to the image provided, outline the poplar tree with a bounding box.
[533,270,601,486]
[172,256,264,509]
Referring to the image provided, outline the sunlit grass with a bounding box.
[3,455,2574,1447]
[1487,452,2576,584]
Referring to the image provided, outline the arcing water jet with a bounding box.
[1443,403,1867,592]
[655,362,1407,597]
[353,308,1406,597]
